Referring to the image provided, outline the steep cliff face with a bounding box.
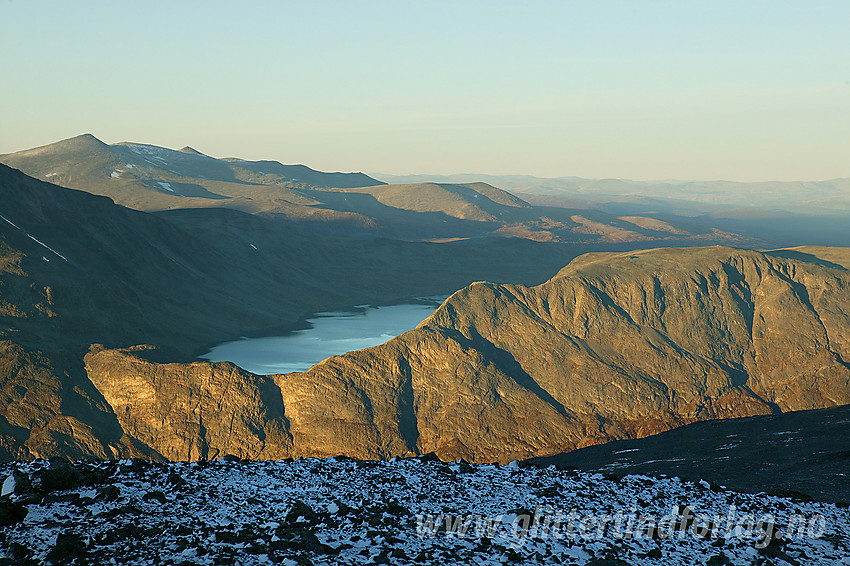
[84,346,293,461]
[0,342,151,461]
[407,247,850,459]
[81,247,850,463]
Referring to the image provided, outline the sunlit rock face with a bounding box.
[83,247,850,464]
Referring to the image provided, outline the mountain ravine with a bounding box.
[80,246,850,464]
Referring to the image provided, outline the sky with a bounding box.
[1,0,848,181]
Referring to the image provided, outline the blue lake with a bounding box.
[200,297,446,374]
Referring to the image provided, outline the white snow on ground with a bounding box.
[127,145,170,159]
[1,474,14,497]
[111,169,123,178]
[0,212,69,262]
[44,172,57,178]
[157,181,174,192]
[0,458,847,565]
[125,145,174,168]
[26,235,68,262]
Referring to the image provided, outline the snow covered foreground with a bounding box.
[0,457,848,565]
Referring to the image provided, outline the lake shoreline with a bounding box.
[198,295,449,375]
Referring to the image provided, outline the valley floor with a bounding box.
[1,457,848,565]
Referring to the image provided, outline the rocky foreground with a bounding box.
[1,457,848,565]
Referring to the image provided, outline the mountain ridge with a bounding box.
[81,245,850,464]
[3,134,381,188]
[375,172,850,247]
[0,135,763,246]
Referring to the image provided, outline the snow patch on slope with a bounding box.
[26,235,68,262]
[0,213,20,230]
[0,212,68,262]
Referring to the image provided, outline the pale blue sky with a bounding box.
[2,1,848,180]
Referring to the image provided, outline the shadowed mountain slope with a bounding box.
[0,165,584,460]
[528,404,850,503]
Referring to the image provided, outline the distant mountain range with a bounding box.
[0,135,761,246]
[376,173,850,247]
[376,172,850,215]
[2,132,381,192]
